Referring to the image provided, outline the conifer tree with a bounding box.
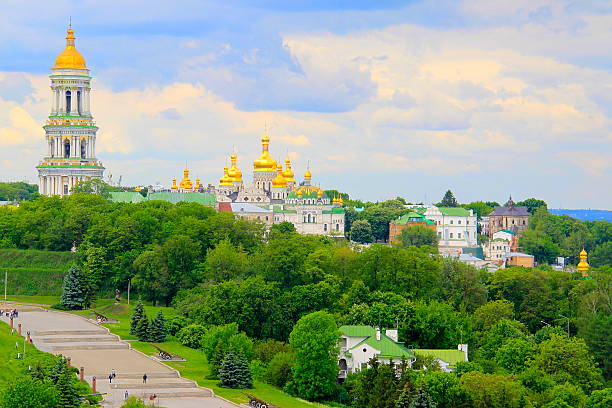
[130,301,145,336]
[219,351,252,389]
[60,265,86,310]
[440,190,458,207]
[408,389,436,408]
[55,370,80,408]
[135,312,150,341]
[149,311,167,343]
[396,388,413,408]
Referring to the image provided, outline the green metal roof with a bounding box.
[393,212,435,225]
[437,207,470,216]
[322,207,345,214]
[108,192,145,203]
[499,229,515,234]
[413,349,466,366]
[340,326,414,359]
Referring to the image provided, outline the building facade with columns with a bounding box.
[36,27,104,196]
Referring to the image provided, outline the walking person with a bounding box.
[124,390,128,400]
[111,368,116,379]
[108,374,113,383]
[142,373,147,384]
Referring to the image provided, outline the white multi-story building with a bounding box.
[37,27,104,196]
[423,206,478,254]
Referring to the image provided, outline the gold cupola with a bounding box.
[272,164,287,188]
[219,166,233,186]
[54,28,87,69]
[195,177,201,190]
[228,153,243,182]
[282,157,295,182]
[253,132,278,172]
[180,168,193,191]
[577,249,589,278]
[170,177,178,191]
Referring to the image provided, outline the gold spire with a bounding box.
[54,27,87,69]
[195,177,201,190]
[282,157,296,182]
[219,166,233,186]
[228,153,243,182]
[272,164,287,188]
[170,177,178,191]
[253,130,278,172]
[577,249,589,277]
[304,165,312,181]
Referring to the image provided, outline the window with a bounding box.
[336,224,339,231]
[450,233,454,238]
[522,220,526,225]
[458,220,461,224]
[324,224,327,231]
[65,91,71,114]
[64,140,70,158]
[458,232,462,239]
[466,232,469,237]
[80,141,86,159]
[466,220,469,225]
[450,220,453,224]
[63,184,68,195]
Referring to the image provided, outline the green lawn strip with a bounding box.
[2,295,60,305]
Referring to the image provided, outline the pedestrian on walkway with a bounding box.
[124,390,128,400]
[143,373,147,384]
[108,374,112,383]
[111,368,116,379]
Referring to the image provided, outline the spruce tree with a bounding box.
[55,370,80,408]
[60,265,85,310]
[440,190,458,207]
[219,351,252,389]
[130,301,145,336]
[408,389,436,408]
[396,388,413,408]
[135,313,149,341]
[149,311,167,343]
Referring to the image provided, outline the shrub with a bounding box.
[166,315,193,336]
[177,324,207,349]
[266,351,295,388]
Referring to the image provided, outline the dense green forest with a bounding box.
[0,193,610,407]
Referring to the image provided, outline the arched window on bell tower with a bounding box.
[64,139,71,158]
[80,139,86,159]
[77,91,82,116]
[66,91,71,115]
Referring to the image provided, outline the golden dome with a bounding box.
[282,157,295,182]
[170,177,178,191]
[180,168,193,191]
[304,167,312,180]
[195,178,201,190]
[291,184,325,198]
[272,164,287,188]
[54,28,87,69]
[332,196,343,205]
[219,166,233,186]
[228,153,243,182]
[577,249,589,277]
[253,132,277,172]
[580,249,587,257]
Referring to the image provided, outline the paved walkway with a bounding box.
[0,304,239,408]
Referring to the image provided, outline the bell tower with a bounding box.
[36,26,104,196]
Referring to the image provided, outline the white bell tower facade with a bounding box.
[36,27,104,196]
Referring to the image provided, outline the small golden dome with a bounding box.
[195,178,201,189]
[282,157,295,182]
[580,249,587,257]
[304,168,312,180]
[54,28,87,69]
[272,164,287,188]
[317,190,323,198]
[180,168,193,191]
[219,166,233,186]
[170,177,178,191]
[253,132,278,172]
[228,153,243,182]
[577,249,589,277]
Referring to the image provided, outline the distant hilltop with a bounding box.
[549,209,612,222]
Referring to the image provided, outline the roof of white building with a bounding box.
[230,203,272,213]
[340,326,414,359]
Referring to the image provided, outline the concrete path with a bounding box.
[0,304,239,408]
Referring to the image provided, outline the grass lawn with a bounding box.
[1,295,60,305]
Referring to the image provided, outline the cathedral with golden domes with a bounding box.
[167,131,345,236]
[37,27,104,196]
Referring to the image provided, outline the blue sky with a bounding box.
[0,0,611,208]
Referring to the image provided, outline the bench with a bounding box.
[152,344,185,361]
[245,394,280,408]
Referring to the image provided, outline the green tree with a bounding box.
[60,264,86,310]
[398,225,438,248]
[479,319,527,360]
[70,178,120,198]
[219,351,252,389]
[532,334,603,392]
[120,396,150,407]
[204,239,249,282]
[495,338,536,374]
[288,311,339,401]
[418,371,471,408]
[520,230,560,263]
[266,352,295,388]
[0,378,59,408]
[351,219,374,244]
[586,388,612,408]
[270,221,296,235]
[590,242,612,267]
[516,198,547,215]
[460,372,527,408]
[130,301,145,336]
[201,324,253,376]
[544,383,586,408]
[55,370,80,408]
[135,312,150,341]
[440,190,458,207]
[396,388,413,408]
[409,389,437,408]
[253,340,290,364]
[132,249,173,306]
[177,324,207,349]
[473,300,515,332]
[352,359,399,408]
[149,310,167,342]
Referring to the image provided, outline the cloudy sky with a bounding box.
[0,0,611,208]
